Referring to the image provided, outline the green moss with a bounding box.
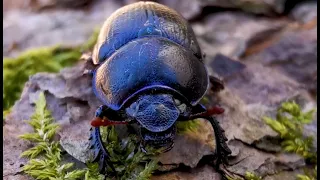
[226,171,262,180]
[296,166,317,180]
[84,163,105,180]
[244,172,262,180]
[263,101,317,163]
[3,28,99,115]
[263,101,317,180]
[98,126,159,180]
[176,119,201,134]
[20,92,86,180]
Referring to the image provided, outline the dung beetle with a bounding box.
[85,1,231,177]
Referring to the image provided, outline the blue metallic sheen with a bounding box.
[92,1,202,64]
[126,94,180,132]
[92,37,209,110]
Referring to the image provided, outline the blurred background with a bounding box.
[3,0,318,58]
[3,0,317,180]
[3,0,317,109]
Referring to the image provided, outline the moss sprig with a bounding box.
[99,126,159,180]
[263,101,317,163]
[19,92,86,180]
[84,163,105,180]
[263,101,317,180]
[176,119,201,134]
[296,166,317,180]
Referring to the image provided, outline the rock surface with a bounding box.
[3,0,317,180]
[3,0,122,57]
[156,0,288,18]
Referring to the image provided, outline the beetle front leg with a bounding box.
[180,104,231,178]
[91,105,129,127]
[89,127,116,174]
[88,105,128,175]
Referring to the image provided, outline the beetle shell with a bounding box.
[93,37,208,110]
[92,1,202,64]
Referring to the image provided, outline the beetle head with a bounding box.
[126,94,180,151]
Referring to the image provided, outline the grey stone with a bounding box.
[152,165,221,180]
[156,0,202,20]
[210,53,247,78]
[227,140,305,177]
[158,119,216,169]
[290,1,317,23]
[3,0,121,57]
[245,28,317,97]
[192,12,287,62]
[157,0,287,18]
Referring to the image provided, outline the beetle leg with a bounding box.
[179,104,231,177]
[91,105,129,127]
[205,116,231,168]
[88,105,129,175]
[209,75,225,93]
[89,127,116,174]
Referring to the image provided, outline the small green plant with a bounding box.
[263,101,317,163]
[176,119,201,134]
[226,171,262,180]
[263,101,317,180]
[84,163,105,180]
[244,172,262,180]
[296,166,317,180]
[99,126,159,180]
[19,92,86,179]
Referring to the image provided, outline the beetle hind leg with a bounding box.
[88,127,116,174]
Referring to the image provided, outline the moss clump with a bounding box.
[19,92,86,180]
[3,27,100,114]
[98,126,159,180]
[244,172,262,180]
[263,101,317,163]
[296,166,317,180]
[84,163,105,180]
[263,101,317,180]
[176,119,201,134]
[226,171,262,180]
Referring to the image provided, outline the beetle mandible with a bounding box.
[85,1,231,176]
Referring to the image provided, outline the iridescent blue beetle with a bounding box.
[85,1,231,176]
